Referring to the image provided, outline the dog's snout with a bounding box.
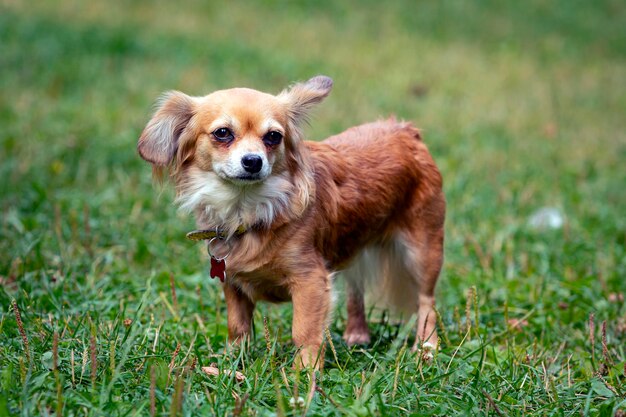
[241,154,263,174]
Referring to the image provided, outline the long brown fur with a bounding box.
[138,76,445,368]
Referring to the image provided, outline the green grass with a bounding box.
[1,0,626,415]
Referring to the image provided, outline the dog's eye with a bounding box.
[263,131,283,146]
[213,128,234,142]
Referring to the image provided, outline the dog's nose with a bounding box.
[241,154,263,174]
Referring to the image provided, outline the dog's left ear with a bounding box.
[276,77,331,215]
[278,75,333,126]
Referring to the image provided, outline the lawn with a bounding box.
[1,1,625,415]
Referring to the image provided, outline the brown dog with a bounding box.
[138,76,445,367]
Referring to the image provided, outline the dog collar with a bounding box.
[186,225,247,283]
[185,225,247,241]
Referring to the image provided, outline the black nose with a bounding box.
[241,154,263,174]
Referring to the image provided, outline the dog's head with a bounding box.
[138,76,332,231]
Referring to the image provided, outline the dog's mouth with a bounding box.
[213,165,270,186]
[222,174,265,185]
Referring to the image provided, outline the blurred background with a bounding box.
[1,0,625,414]
[2,0,624,303]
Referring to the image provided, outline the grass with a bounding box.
[1,0,625,415]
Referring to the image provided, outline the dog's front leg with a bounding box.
[290,269,332,369]
[223,283,255,342]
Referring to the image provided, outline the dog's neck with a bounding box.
[175,166,312,238]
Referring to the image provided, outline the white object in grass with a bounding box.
[528,207,564,230]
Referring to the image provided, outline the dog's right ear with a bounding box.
[138,91,196,166]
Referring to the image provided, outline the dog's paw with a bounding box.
[343,330,371,346]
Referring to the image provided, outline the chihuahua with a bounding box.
[138,76,445,367]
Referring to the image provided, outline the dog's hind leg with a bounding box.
[377,221,443,353]
[414,243,442,352]
[343,280,370,346]
[342,251,372,346]
[397,225,444,352]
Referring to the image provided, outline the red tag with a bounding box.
[210,257,226,282]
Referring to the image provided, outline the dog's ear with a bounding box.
[138,91,196,166]
[277,77,331,216]
[278,75,333,126]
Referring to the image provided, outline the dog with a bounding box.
[138,76,445,368]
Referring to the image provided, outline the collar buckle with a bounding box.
[185,225,247,241]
